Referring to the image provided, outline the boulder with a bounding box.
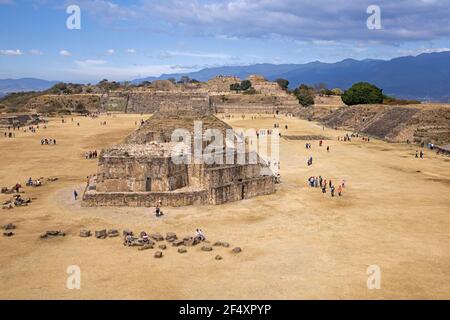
[222,242,230,248]
[3,232,14,237]
[150,233,164,241]
[138,244,154,251]
[232,247,242,253]
[3,223,16,230]
[172,239,185,247]
[165,232,177,241]
[107,229,119,237]
[1,187,8,194]
[95,229,107,239]
[184,238,199,247]
[215,255,223,260]
[201,245,213,252]
[178,247,187,254]
[213,241,223,246]
[40,230,65,239]
[154,251,163,258]
[158,244,167,250]
[79,230,91,237]
[123,229,133,236]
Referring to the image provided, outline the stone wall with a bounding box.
[211,93,300,114]
[209,176,275,205]
[101,91,213,115]
[82,189,208,207]
[96,156,189,192]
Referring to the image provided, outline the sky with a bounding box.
[0,0,449,82]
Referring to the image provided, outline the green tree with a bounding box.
[342,82,383,106]
[240,80,252,91]
[294,84,315,107]
[230,83,241,92]
[276,78,289,90]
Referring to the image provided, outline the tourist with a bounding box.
[73,190,78,200]
[195,229,205,241]
[415,150,419,158]
[337,184,343,197]
[327,146,330,152]
[141,232,150,244]
[420,150,424,159]
[14,183,22,193]
[330,185,335,197]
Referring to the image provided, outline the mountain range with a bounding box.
[133,51,450,102]
[1,51,449,102]
[0,78,58,97]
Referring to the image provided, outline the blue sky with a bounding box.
[1,0,449,82]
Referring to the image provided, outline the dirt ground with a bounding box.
[0,113,449,300]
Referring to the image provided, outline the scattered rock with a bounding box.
[232,247,242,253]
[3,232,14,237]
[40,230,65,239]
[3,223,16,230]
[150,233,164,241]
[213,241,223,246]
[123,229,133,236]
[154,251,163,258]
[172,239,185,247]
[201,245,213,252]
[184,237,199,246]
[1,187,8,194]
[222,242,230,248]
[215,255,223,260]
[47,177,58,182]
[158,244,167,250]
[79,230,91,237]
[138,244,154,251]
[178,247,187,254]
[107,229,119,237]
[165,232,177,241]
[95,229,107,239]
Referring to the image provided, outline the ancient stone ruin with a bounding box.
[82,93,276,207]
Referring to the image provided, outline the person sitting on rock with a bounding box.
[195,229,205,242]
[140,232,150,244]
[123,234,134,246]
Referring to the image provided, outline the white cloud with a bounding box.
[159,50,233,59]
[398,47,450,56]
[64,61,197,81]
[0,49,23,56]
[106,49,115,55]
[126,48,136,54]
[75,59,108,67]
[59,49,72,56]
[30,49,43,55]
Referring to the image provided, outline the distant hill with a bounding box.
[133,51,450,102]
[0,78,58,95]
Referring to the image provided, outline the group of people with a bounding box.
[26,177,42,187]
[308,176,345,197]
[40,138,56,145]
[85,150,98,159]
[415,150,425,158]
[337,134,352,142]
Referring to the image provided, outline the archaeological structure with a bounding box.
[82,91,277,207]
